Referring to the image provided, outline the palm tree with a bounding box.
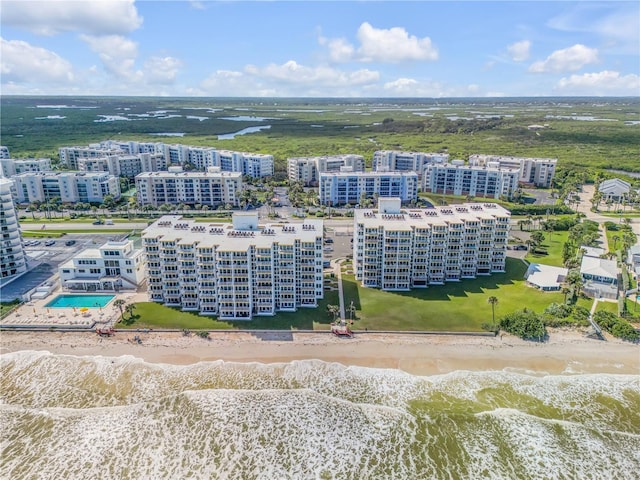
[561,286,571,304]
[487,296,498,326]
[612,235,620,250]
[348,300,356,321]
[565,269,583,297]
[327,304,340,322]
[125,303,136,320]
[114,299,126,322]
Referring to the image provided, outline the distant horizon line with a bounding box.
[1,94,639,101]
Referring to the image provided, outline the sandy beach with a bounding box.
[1,329,638,375]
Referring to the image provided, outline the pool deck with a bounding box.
[1,289,146,330]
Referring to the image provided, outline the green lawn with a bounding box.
[21,228,134,234]
[122,288,339,330]
[21,231,66,238]
[341,257,571,331]
[604,227,624,253]
[597,297,640,320]
[122,258,597,332]
[1,301,22,319]
[525,231,570,267]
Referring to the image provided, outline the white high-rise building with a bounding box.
[0,158,52,177]
[59,146,125,170]
[319,171,418,206]
[0,178,28,281]
[468,155,557,187]
[12,172,121,204]
[353,198,510,290]
[0,146,10,159]
[373,150,449,175]
[135,167,243,207]
[77,153,167,178]
[422,161,520,200]
[98,140,164,155]
[287,155,365,185]
[142,213,324,319]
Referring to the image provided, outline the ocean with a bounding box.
[1,351,639,479]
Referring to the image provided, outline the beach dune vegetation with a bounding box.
[499,309,547,341]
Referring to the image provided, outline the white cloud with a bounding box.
[383,78,457,97]
[320,22,438,63]
[357,23,438,62]
[199,61,380,96]
[507,40,531,62]
[245,61,379,86]
[556,70,640,95]
[324,38,355,63]
[81,34,141,81]
[529,44,598,73]
[144,56,183,84]
[1,0,142,36]
[0,38,75,84]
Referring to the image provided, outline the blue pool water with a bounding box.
[45,295,115,309]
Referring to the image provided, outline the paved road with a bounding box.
[573,184,640,239]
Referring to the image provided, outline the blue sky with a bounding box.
[1,1,638,97]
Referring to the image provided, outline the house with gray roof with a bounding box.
[580,255,619,299]
[598,178,631,202]
[627,243,640,277]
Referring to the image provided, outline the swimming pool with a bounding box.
[45,294,115,309]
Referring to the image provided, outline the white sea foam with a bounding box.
[2,352,639,479]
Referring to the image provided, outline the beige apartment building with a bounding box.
[142,213,324,319]
[353,198,510,290]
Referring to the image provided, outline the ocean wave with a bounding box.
[1,351,639,479]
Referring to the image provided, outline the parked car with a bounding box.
[65,240,76,246]
[324,238,334,244]
[44,240,56,246]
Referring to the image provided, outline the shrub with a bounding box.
[611,321,639,342]
[593,310,639,342]
[499,309,547,340]
[542,303,590,328]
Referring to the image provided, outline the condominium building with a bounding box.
[0,146,10,159]
[0,178,28,281]
[64,141,274,178]
[135,167,243,207]
[422,161,520,200]
[142,213,324,319]
[98,140,164,155]
[12,171,121,204]
[59,145,125,170]
[59,240,145,292]
[213,150,274,178]
[0,158,52,177]
[319,171,418,206]
[77,153,167,178]
[288,155,365,185]
[469,155,557,187]
[373,150,449,175]
[353,198,510,290]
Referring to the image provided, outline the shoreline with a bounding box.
[1,329,638,376]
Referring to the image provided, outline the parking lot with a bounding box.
[0,233,129,302]
[322,226,353,261]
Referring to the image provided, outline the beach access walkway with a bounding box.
[334,260,346,319]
